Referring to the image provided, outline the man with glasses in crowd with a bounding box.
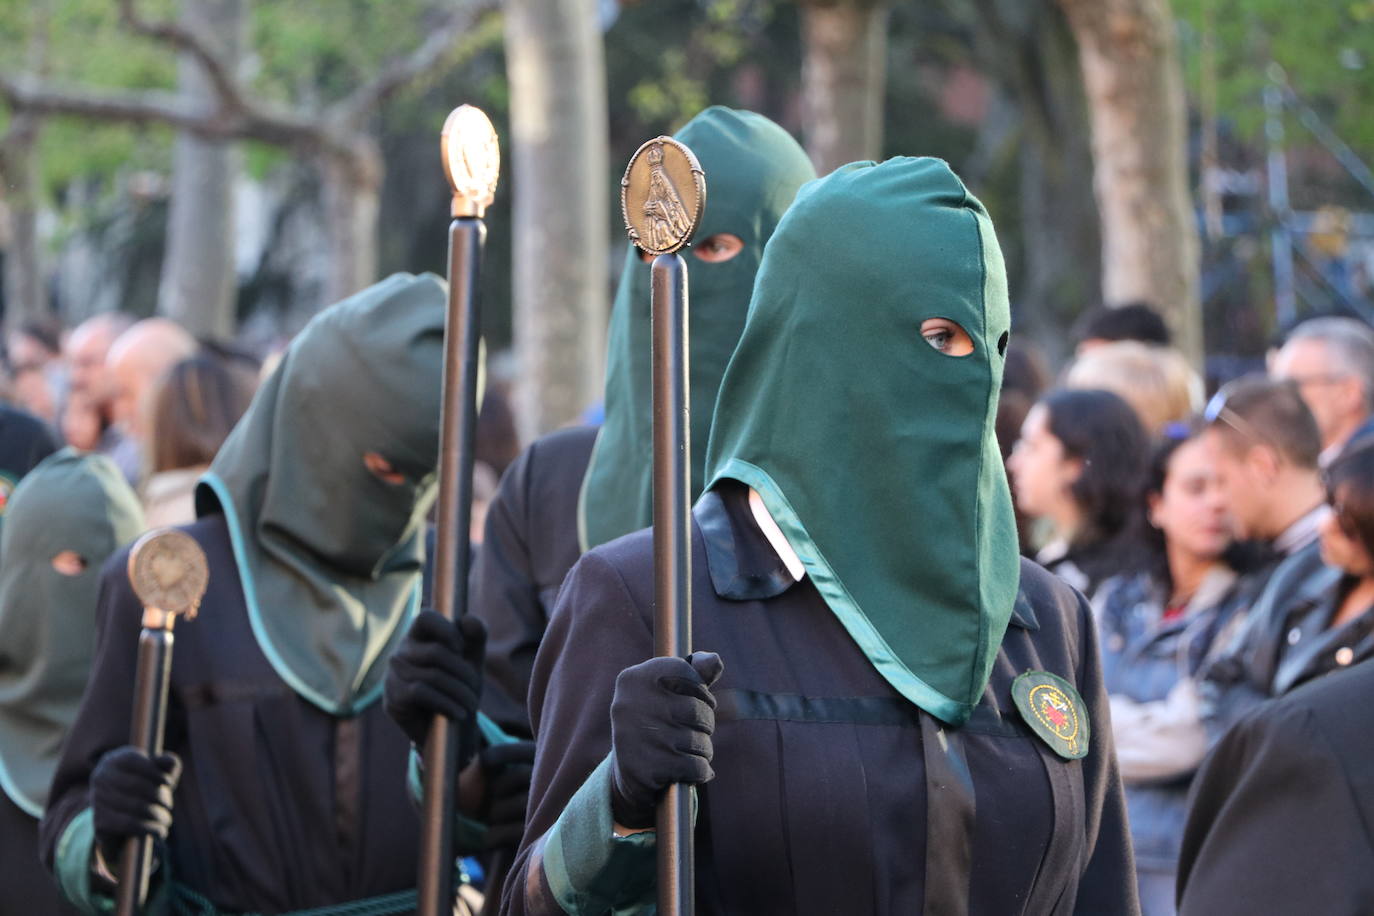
[1197,375,1340,740]
[1271,315,1374,466]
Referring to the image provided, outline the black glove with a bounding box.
[385,610,487,768]
[609,652,723,830]
[478,740,536,851]
[91,747,182,862]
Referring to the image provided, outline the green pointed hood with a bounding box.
[0,450,145,815]
[579,107,816,550]
[704,158,1020,725]
[198,273,446,715]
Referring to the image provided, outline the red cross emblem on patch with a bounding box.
[1011,670,1090,760]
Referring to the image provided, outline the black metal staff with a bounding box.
[116,528,208,916]
[417,104,500,916]
[622,136,706,916]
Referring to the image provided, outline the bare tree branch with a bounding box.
[116,0,248,114]
[333,1,497,127]
[0,73,336,153]
[2,1,497,161]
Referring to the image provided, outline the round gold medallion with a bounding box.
[441,105,501,218]
[620,136,706,256]
[128,528,209,621]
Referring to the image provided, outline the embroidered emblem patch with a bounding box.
[1011,670,1089,760]
[0,472,16,516]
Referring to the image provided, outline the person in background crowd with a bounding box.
[484,156,1139,915]
[469,107,817,739]
[62,313,136,483]
[1093,423,1246,916]
[1270,315,1374,465]
[7,320,65,428]
[142,354,258,528]
[1064,341,1202,434]
[995,343,1050,554]
[1072,301,1172,355]
[1203,441,1374,731]
[1176,655,1374,915]
[1007,387,1149,597]
[476,381,522,481]
[0,403,58,516]
[1196,375,1338,739]
[105,317,199,469]
[0,451,144,916]
[58,392,107,454]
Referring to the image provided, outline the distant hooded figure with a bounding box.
[467,107,818,737]
[498,158,1139,914]
[39,275,466,915]
[0,451,144,916]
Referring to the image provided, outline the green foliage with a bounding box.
[250,0,457,108]
[1174,0,1374,155]
[606,0,800,138]
[0,0,175,193]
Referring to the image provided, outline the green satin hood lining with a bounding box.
[0,755,42,817]
[201,472,419,716]
[708,458,972,725]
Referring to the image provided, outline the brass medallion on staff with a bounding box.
[128,528,209,627]
[440,104,501,218]
[622,137,706,255]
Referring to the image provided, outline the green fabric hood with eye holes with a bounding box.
[703,158,1020,726]
[197,273,447,716]
[0,450,145,816]
[578,107,817,551]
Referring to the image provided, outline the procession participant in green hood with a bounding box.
[40,274,496,916]
[498,158,1139,915]
[463,107,816,737]
[0,451,143,916]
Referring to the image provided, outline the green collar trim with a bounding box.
[200,472,418,716]
[477,711,516,746]
[574,429,603,556]
[709,458,971,725]
[0,749,41,817]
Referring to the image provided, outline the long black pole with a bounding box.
[417,216,485,916]
[651,252,693,915]
[115,629,174,916]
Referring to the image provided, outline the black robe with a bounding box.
[1178,657,1374,914]
[471,426,597,738]
[39,514,422,915]
[0,792,78,915]
[502,483,1139,915]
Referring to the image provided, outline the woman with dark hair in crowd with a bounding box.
[142,354,257,528]
[1092,422,1247,916]
[1007,387,1150,596]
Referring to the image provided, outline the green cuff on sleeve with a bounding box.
[542,755,659,915]
[54,807,114,915]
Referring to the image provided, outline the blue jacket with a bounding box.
[1094,567,1240,870]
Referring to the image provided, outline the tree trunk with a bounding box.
[504,0,609,442]
[0,112,46,328]
[964,0,1102,362]
[799,0,889,174]
[157,0,245,341]
[0,2,51,329]
[319,140,382,306]
[1057,0,1202,363]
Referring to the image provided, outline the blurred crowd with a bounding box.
[1000,304,1374,914]
[0,315,523,540]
